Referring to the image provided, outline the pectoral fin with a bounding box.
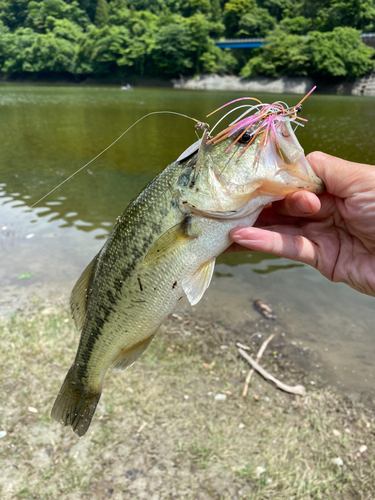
[182,258,216,306]
[70,253,99,331]
[143,217,196,264]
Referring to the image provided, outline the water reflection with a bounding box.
[253,263,304,274]
[2,87,375,234]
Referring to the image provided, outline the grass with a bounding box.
[0,305,374,499]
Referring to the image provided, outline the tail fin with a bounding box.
[51,368,101,437]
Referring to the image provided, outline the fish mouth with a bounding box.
[294,173,325,194]
[303,158,325,193]
[261,159,325,197]
[277,157,326,195]
[309,177,325,194]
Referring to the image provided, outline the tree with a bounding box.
[22,32,77,72]
[87,25,132,73]
[300,0,375,32]
[223,0,256,37]
[0,0,373,80]
[199,43,237,73]
[95,0,109,27]
[237,8,276,37]
[257,0,295,21]
[108,0,130,26]
[211,0,222,23]
[308,27,375,78]
[241,26,375,80]
[26,0,90,32]
[241,31,310,78]
[278,16,312,35]
[0,26,79,74]
[151,23,193,75]
[0,0,31,30]
[1,27,38,74]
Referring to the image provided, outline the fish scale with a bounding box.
[51,111,324,437]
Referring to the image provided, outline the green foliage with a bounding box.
[241,31,310,78]
[301,0,375,32]
[278,16,312,35]
[26,0,90,31]
[0,0,373,80]
[223,0,256,36]
[1,27,78,73]
[51,18,85,43]
[1,27,38,73]
[108,0,130,25]
[0,0,31,30]
[257,0,295,21]
[237,8,276,37]
[151,23,193,74]
[241,26,375,80]
[86,25,133,73]
[308,27,375,78]
[94,0,109,28]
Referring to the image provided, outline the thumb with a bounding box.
[306,152,375,199]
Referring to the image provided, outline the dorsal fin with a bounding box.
[70,253,99,331]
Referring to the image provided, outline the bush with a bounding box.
[241,31,310,78]
[241,26,375,80]
[151,23,194,75]
[308,27,375,78]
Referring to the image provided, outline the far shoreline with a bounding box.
[1,72,374,96]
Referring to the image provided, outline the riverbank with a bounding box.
[0,74,175,88]
[173,73,375,96]
[3,72,375,96]
[1,304,374,499]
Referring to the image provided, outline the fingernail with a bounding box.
[296,194,314,215]
[235,239,262,247]
[230,228,263,246]
[231,227,258,239]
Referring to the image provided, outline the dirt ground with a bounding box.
[1,303,375,500]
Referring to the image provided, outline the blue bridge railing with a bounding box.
[214,38,264,49]
[215,34,375,50]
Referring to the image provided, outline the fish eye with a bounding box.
[238,130,252,144]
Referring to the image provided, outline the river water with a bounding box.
[0,85,374,396]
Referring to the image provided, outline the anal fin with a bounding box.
[182,258,216,306]
[111,334,155,371]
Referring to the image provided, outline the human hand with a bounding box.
[229,152,375,297]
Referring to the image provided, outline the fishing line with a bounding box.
[218,146,237,177]
[30,111,200,209]
[206,97,263,118]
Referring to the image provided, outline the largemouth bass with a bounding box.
[51,98,324,436]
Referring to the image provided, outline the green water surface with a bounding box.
[1,85,374,394]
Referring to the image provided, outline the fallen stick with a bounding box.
[236,342,251,351]
[242,333,274,397]
[238,348,306,396]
